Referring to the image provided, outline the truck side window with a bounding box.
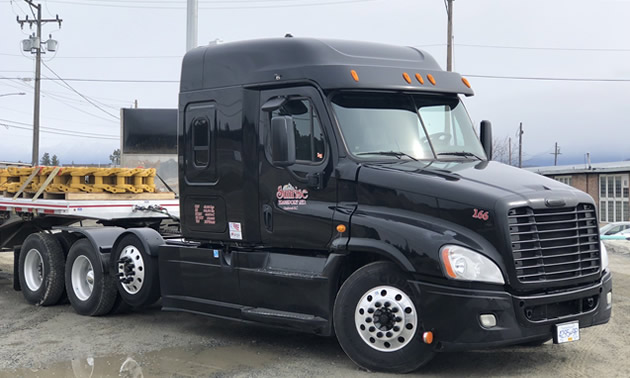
[272,99,325,164]
[192,117,210,167]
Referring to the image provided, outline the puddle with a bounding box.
[0,343,278,378]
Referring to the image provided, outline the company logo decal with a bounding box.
[276,183,309,211]
[472,208,489,221]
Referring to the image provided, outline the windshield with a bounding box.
[331,92,486,161]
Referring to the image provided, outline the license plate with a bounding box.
[555,321,580,344]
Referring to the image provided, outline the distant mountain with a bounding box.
[523,152,630,168]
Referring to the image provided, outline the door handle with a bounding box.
[306,172,323,190]
[263,204,273,232]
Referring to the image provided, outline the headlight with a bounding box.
[600,241,609,272]
[440,245,505,285]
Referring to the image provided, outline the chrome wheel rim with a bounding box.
[355,285,417,352]
[24,248,44,292]
[117,245,145,295]
[72,255,94,301]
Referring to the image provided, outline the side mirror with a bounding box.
[480,120,492,161]
[271,116,296,167]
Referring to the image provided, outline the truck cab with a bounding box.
[156,38,612,373]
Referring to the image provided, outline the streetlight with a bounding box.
[0,92,26,98]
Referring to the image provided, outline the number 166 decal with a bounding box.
[473,209,489,221]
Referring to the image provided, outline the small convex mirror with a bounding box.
[270,116,296,167]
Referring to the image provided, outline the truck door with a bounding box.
[258,86,337,250]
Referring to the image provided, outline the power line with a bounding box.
[51,0,351,3]
[40,73,127,110]
[456,43,630,52]
[3,76,132,104]
[45,0,377,9]
[0,118,119,139]
[0,105,118,129]
[0,118,118,137]
[0,76,178,83]
[464,74,630,82]
[41,62,119,119]
[2,77,122,122]
[53,55,182,59]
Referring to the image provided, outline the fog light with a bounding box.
[607,291,612,306]
[480,314,497,328]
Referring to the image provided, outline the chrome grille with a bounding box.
[508,204,600,284]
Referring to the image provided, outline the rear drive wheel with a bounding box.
[54,231,80,304]
[111,234,160,308]
[18,233,66,306]
[55,231,80,256]
[333,262,435,373]
[65,239,117,316]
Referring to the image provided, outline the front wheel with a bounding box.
[333,262,435,373]
[111,234,160,309]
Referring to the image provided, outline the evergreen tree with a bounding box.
[109,149,121,166]
[40,152,51,166]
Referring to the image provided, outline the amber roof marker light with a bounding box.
[427,74,436,86]
[350,69,359,82]
[415,73,424,85]
[402,72,412,84]
[461,77,472,89]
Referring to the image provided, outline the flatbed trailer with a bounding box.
[0,197,179,222]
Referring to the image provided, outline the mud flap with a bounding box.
[13,246,21,291]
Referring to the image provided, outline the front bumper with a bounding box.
[409,270,612,352]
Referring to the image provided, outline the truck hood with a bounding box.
[354,159,594,257]
[357,159,584,209]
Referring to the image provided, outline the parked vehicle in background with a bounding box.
[601,227,630,241]
[600,222,630,236]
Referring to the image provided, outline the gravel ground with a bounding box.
[0,249,629,378]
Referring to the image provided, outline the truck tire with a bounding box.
[54,232,80,304]
[333,262,435,373]
[111,234,160,309]
[55,231,80,256]
[18,232,66,306]
[65,239,117,316]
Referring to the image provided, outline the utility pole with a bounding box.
[508,137,512,166]
[518,122,523,168]
[446,0,454,71]
[16,1,62,166]
[186,0,198,51]
[551,142,561,166]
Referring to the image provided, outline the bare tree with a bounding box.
[492,137,519,166]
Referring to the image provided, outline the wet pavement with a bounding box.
[1,344,281,377]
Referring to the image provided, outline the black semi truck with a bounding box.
[8,38,611,373]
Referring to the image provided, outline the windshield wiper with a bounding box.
[437,151,483,160]
[357,151,418,161]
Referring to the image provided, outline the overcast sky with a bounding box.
[1,0,628,166]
